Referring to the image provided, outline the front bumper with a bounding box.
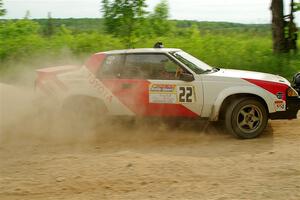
[270,96,300,120]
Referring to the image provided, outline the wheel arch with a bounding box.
[210,86,274,121]
[61,94,106,110]
[218,94,269,121]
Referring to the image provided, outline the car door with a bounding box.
[97,53,150,116]
[98,53,203,117]
[143,53,203,117]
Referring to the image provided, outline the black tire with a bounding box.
[225,97,268,139]
[61,96,107,133]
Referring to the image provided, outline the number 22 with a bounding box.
[179,86,193,103]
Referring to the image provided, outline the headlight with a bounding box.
[287,87,299,97]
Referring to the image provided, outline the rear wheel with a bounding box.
[225,98,268,139]
[61,97,107,133]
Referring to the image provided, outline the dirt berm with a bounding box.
[0,83,300,200]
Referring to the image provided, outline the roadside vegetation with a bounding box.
[0,0,299,83]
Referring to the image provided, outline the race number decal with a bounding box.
[178,86,195,103]
[149,84,195,104]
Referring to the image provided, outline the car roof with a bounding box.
[102,48,181,55]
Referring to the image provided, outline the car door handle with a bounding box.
[122,83,133,89]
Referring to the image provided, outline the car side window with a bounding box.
[122,54,183,80]
[98,55,124,78]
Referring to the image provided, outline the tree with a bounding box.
[0,0,6,16]
[271,0,286,53]
[271,0,299,53]
[287,0,299,52]
[44,12,55,37]
[101,0,147,48]
[24,10,31,19]
[150,0,171,36]
[152,0,169,20]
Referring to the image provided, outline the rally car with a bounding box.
[35,47,300,139]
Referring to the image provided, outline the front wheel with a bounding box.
[225,98,268,139]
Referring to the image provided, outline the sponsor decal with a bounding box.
[274,100,286,111]
[149,84,195,104]
[87,72,113,103]
[149,84,177,104]
[276,92,284,99]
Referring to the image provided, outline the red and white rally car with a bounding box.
[36,47,300,139]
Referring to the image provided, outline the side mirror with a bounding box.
[293,72,300,85]
[292,72,300,93]
[180,73,194,82]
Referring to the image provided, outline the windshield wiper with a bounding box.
[212,67,220,72]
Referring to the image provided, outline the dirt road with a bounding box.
[0,84,300,200]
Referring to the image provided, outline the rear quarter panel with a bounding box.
[57,67,134,116]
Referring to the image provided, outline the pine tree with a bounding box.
[24,10,31,19]
[0,0,6,16]
[44,12,54,37]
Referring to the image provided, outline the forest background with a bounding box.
[0,0,299,84]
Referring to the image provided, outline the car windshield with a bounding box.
[171,51,213,74]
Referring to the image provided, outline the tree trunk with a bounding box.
[271,0,287,53]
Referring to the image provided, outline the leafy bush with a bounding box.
[0,19,299,82]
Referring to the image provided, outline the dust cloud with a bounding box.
[0,81,224,146]
[1,75,300,200]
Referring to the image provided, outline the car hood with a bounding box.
[209,68,290,85]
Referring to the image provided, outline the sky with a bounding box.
[2,0,300,24]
